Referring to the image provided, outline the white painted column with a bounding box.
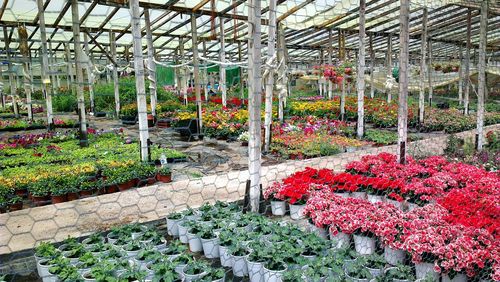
[83,33,95,113]
[458,44,463,105]
[144,8,157,118]
[328,29,333,100]
[37,0,53,127]
[356,0,366,139]
[427,38,433,106]
[387,33,392,103]
[419,7,427,124]
[3,27,19,117]
[219,17,227,107]
[264,0,277,153]
[464,9,471,115]
[130,0,150,161]
[191,15,203,132]
[397,0,409,164]
[248,0,262,212]
[476,0,488,150]
[71,0,89,147]
[369,33,375,99]
[19,26,33,120]
[109,32,120,117]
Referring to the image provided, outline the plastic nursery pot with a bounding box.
[67,192,80,201]
[270,200,287,216]
[105,185,119,194]
[241,141,249,147]
[329,230,351,249]
[187,232,203,252]
[384,246,405,266]
[32,195,51,206]
[79,189,94,197]
[353,235,376,255]
[9,202,23,211]
[231,253,249,277]
[414,262,439,281]
[262,263,287,282]
[245,256,265,282]
[289,203,306,220]
[156,174,172,183]
[166,215,184,236]
[15,188,28,197]
[181,266,206,282]
[218,245,233,267]
[200,237,220,258]
[51,194,69,204]
[118,179,135,191]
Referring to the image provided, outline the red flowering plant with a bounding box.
[276,182,312,205]
[263,182,285,202]
[373,202,405,249]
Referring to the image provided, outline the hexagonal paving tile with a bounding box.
[5,215,34,235]
[96,202,121,221]
[137,196,157,213]
[8,233,35,253]
[31,220,58,240]
[117,190,140,207]
[54,209,79,228]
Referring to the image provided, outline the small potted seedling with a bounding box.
[345,257,373,282]
[186,222,203,252]
[166,212,184,236]
[229,243,250,277]
[182,260,208,282]
[123,240,144,257]
[365,253,386,278]
[161,240,188,261]
[171,253,193,276]
[198,225,220,258]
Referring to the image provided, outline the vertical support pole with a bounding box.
[71,0,88,147]
[464,9,471,115]
[144,8,157,118]
[476,0,488,150]
[277,23,286,122]
[191,15,203,133]
[130,0,150,161]
[238,41,244,99]
[339,29,346,119]
[338,29,345,61]
[179,38,187,104]
[109,31,120,117]
[64,43,73,91]
[48,41,58,95]
[427,37,433,106]
[202,41,209,102]
[18,26,32,120]
[386,33,393,103]
[0,64,4,109]
[106,47,111,84]
[327,29,333,100]
[219,17,227,107]
[458,44,463,105]
[356,0,366,139]
[248,0,262,212]
[369,33,375,99]
[419,7,427,124]
[264,0,277,153]
[83,33,95,113]
[397,0,409,164]
[3,27,19,117]
[37,0,53,127]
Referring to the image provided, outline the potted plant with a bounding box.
[196,267,225,282]
[182,260,208,282]
[263,258,287,282]
[218,230,235,267]
[186,222,203,252]
[37,255,65,278]
[119,266,148,282]
[178,219,196,244]
[282,269,304,282]
[135,247,161,267]
[385,264,415,282]
[86,242,112,257]
[264,183,287,216]
[148,261,181,282]
[35,242,60,264]
[75,252,99,275]
[365,253,386,278]
[82,233,105,248]
[171,253,192,275]
[123,240,144,257]
[245,241,269,282]
[303,258,330,282]
[156,166,172,183]
[29,180,51,205]
[198,225,220,258]
[229,243,250,277]
[62,244,86,265]
[237,131,249,146]
[166,212,184,237]
[300,233,328,260]
[79,179,98,197]
[120,104,138,125]
[8,195,23,211]
[345,257,373,282]
[162,240,188,261]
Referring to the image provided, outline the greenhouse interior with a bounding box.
[0,0,499,281]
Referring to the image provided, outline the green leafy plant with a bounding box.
[282,269,304,282]
[385,264,415,281]
[35,242,59,258]
[198,267,225,281]
[167,212,183,220]
[365,253,386,269]
[119,266,148,282]
[183,260,208,275]
[157,166,171,176]
[151,261,179,282]
[345,257,372,280]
